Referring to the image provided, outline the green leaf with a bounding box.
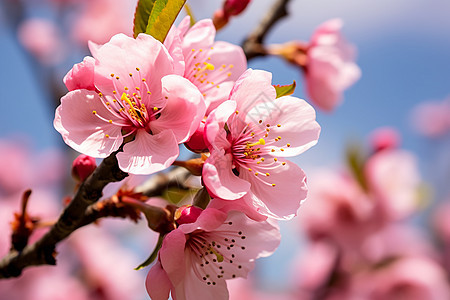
[274,81,296,98]
[133,0,156,38]
[183,3,196,26]
[146,0,187,43]
[135,234,165,270]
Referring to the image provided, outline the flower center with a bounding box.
[91,67,163,140]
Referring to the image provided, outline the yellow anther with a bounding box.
[271,149,275,152]
[259,120,263,124]
[136,87,140,90]
[257,161,261,164]
[287,143,291,147]
[124,87,129,90]
[147,91,151,94]
[227,72,231,77]
[110,73,114,77]
[235,110,239,114]
[92,110,97,114]
[106,102,110,105]
[277,124,281,127]
[192,49,195,52]
[254,172,258,176]
[229,64,234,68]
[266,124,270,127]
[105,134,109,138]
[248,168,252,171]
[274,158,278,161]
[216,85,220,88]
[113,90,117,94]
[203,62,215,71]
[142,78,146,82]
[136,67,140,71]
[116,76,120,80]
[129,73,133,77]
[247,138,266,147]
[98,92,103,97]
[222,64,226,68]
[272,184,276,187]
[153,107,158,111]
[266,173,270,176]
[199,49,203,52]
[281,148,285,151]
[261,157,265,161]
[121,93,138,116]
[282,162,286,165]
[108,120,113,123]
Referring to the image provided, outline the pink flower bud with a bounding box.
[184,119,209,153]
[72,154,97,182]
[175,205,203,225]
[223,0,251,17]
[212,9,229,30]
[369,127,401,153]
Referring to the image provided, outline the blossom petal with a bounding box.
[247,96,321,157]
[181,19,215,52]
[160,229,187,286]
[146,260,173,300]
[63,56,96,91]
[93,33,174,109]
[150,75,205,143]
[240,160,308,220]
[203,153,251,200]
[117,130,178,174]
[229,69,277,111]
[179,208,227,234]
[204,100,236,147]
[54,90,123,158]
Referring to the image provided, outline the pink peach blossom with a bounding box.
[351,257,450,300]
[146,208,280,300]
[365,149,421,221]
[299,169,376,250]
[410,98,450,137]
[306,19,361,112]
[165,17,247,115]
[72,0,134,45]
[54,33,205,174]
[203,69,320,220]
[18,18,65,65]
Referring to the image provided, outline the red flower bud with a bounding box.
[72,154,97,182]
[175,205,203,225]
[184,119,209,153]
[223,0,251,17]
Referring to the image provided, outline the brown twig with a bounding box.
[242,0,291,60]
[0,151,128,279]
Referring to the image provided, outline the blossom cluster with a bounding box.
[53,16,320,299]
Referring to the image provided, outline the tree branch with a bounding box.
[242,0,291,60]
[0,151,128,279]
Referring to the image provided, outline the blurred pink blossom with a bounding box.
[299,169,376,249]
[410,98,450,138]
[69,226,146,300]
[306,19,361,112]
[72,0,135,45]
[351,257,450,300]
[365,149,421,221]
[18,18,65,65]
